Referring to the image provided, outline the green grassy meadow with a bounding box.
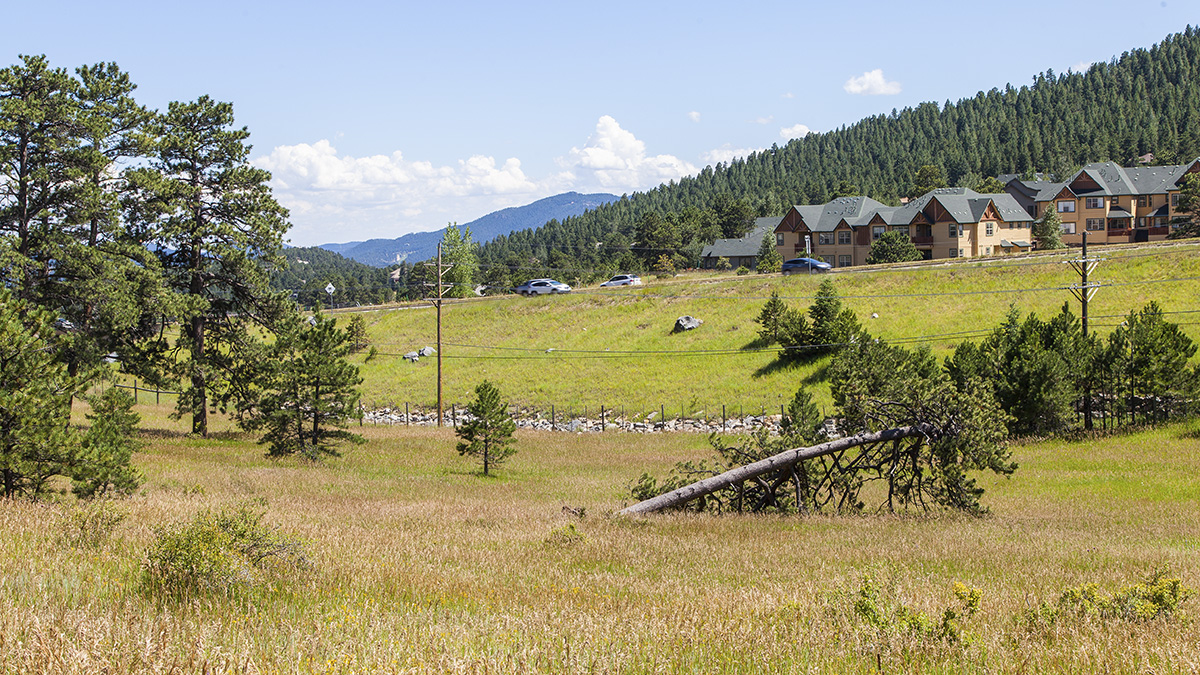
[349,243,1200,413]
[4,402,1200,673]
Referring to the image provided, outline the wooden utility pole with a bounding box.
[436,243,444,427]
[1066,231,1102,430]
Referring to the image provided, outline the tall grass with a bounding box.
[3,406,1199,673]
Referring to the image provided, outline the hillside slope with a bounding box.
[346,243,1200,413]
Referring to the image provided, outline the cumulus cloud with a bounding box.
[843,69,902,95]
[1070,60,1095,73]
[255,140,542,244]
[753,115,775,125]
[557,115,698,192]
[256,116,698,245]
[688,111,701,123]
[780,124,812,140]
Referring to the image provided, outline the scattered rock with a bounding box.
[674,315,703,332]
[403,351,420,362]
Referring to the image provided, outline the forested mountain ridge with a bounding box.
[320,191,618,266]
[476,27,1200,277]
[272,246,396,307]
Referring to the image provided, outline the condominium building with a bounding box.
[773,188,1034,268]
[1004,158,1199,245]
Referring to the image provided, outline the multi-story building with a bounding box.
[1004,159,1200,245]
[773,188,1034,268]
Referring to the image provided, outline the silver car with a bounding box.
[599,274,643,287]
[514,278,572,295]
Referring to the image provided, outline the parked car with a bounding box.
[599,274,643,287]
[514,278,572,295]
[781,257,832,275]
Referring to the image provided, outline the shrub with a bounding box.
[1021,568,1193,630]
[143,503,311,595]
[735,266,750,276]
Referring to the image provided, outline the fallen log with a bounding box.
[618,425,934,516]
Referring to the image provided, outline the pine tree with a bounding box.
[755,234,782,273]
[754,291,789,343]
[1033,207,1066,249]
[126,96,289,436]
[251,312,365,459]
[456,380,517,476]
[865,230,923,265]
[73,388,143,498]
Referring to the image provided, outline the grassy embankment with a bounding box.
[349,243,1200,414]
[3,402,1199,673]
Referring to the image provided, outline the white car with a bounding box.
[599,274,643,287]
[514,278,572,295]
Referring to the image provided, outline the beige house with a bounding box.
[773,188,1034,268]
[1005,158,1200,245]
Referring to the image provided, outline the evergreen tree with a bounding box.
[1167,173,1200,238]
[126,96,289,436]
[755,234,782,273]
[73,388,143,498]
[909,165,947,199]
[0,290,84,498]
[1033,207,1066,249]
[865,230,923,264]
[249,312,365,459]
[456,380,517,476]
[754,291,789,344]
[345,315,369,353]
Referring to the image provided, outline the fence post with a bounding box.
[722,404,726,431]
[601,405,605,431]
[551,404,555,431]
[406,402,410,426]
[452,404,457,428]
[156,386,160,405]
[133,380,139,405]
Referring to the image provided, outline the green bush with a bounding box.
[143,503,311,595]
[1022,568,1193,630]
[735,266,750,276]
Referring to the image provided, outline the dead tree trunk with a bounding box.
[619,425,934,516]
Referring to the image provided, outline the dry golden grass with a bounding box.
[3,404,1200,673]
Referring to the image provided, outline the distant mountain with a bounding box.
[318,191,619,267]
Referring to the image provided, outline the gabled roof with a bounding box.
[1013,158,1200,201]
[700,217,781,259]
[788,196,890,232]
[885,188,1032,225]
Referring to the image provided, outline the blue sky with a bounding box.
[8,0,1194,246]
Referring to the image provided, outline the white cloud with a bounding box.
[557,115,698,193]
[780,123,812,140]
[843,69,902,95]
[1070,60,1095,73]
[701,144,766,165]
[256,116,698,245]
[753,115,775,125]
[688,111,701,123]
[782,92,795,99]
[255,140,543,244]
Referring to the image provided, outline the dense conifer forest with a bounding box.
[472,27,1200,282]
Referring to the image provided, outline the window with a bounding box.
[1085,197,1105,209]
[949,224,959,238]
[985,246,992,255]
[838,254,852,267]
[948,248,958,258]
[1086,218,1105,231]
[1173,194,1180,209]
[1137,217,1147,228]
[894,225,910,238]
[1057,200,1076,213]
[959,248,965,257]
[818,232,834,246]
[838,230,852,245]
[1061,221,1076,234]
[872,225,885,240]
[775,233,784,246]
[1137,195,1150,207]
[985,222,994,236]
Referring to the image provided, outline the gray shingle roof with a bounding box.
[1010,158,1200,201]
[700,217,781,259]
